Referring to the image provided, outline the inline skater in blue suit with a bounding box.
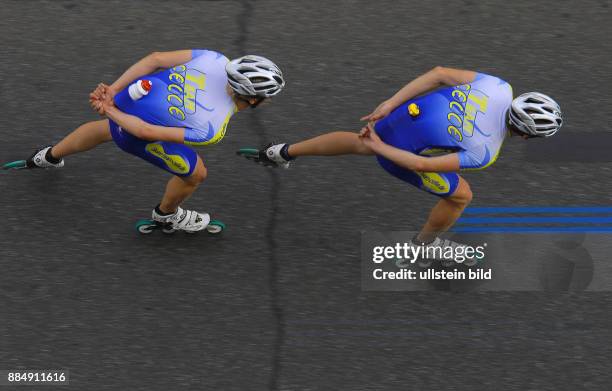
[9,50,285,233]
[241,66,563,255]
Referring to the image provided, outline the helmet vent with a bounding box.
[525,97,543,104]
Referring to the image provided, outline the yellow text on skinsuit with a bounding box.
[417,172,450,194]
[447,84,489,141]
[463,89,488,136]
[145,143,190,174]
[166,65,207,121]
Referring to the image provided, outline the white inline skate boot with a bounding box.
[28,146,65,168]
[153,206,211,233]
[3,146,65,170]
[136,206,225,235]
[237,143,291,169]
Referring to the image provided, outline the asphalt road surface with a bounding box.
[1,1,612,390]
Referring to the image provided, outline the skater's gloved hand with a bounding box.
[360,99,394,122]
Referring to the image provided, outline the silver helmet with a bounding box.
[226,55,285,98]
[508,92,563,137]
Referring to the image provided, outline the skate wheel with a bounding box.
[136,219,156,234]
[161,224,176,234]
[236,148,259,157]
[206,220,226,234]
[2,160,28,170]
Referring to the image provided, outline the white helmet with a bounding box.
[226,55,285,98]
[509,92,563,137]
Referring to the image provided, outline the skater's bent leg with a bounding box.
[51,120,112,159]
[416,177,472,243]
[287,131,374,157]
[159,156,207,214]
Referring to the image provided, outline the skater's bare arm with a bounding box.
[109,50,192,93]
[105,106,184,143]
[361,67,477,122]
[360,125,460,172]
[375,144,460,172]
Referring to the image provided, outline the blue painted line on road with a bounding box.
[457,217,612,224]
[463,207,612,214]
[451,226,612,233]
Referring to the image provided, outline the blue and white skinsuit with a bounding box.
[110,49,237,177]
[374,72,513,197]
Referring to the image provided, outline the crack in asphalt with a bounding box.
[234,1,284,390]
